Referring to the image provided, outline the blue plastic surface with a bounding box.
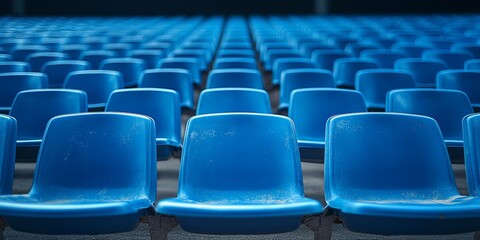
[79,50,117,69]
[0,61,31,73]
[10,45,49,61]
[206,69,263,89]
[359,49,407,68]
[463,114,480,196]
[0,115,16,194]
[272,58,317,86]
[394,58,447,88]
[129,49,165,69]
[0,72,48,113]
[451,43,480,58]
[422,50,474,69]
[278,69,335,110]
[156,113,322,234]
[333,58,379,88]
[25,52,68,72]
[157,58,202,86]
[311,49,349,71]
[213,57,257,70]
[216,49,256,58]
[437,70,480,109]
[41,60,91,88]
[104,43,132,58]
[288,88,366,160]
[0,54,11,61]
[391,43,434,58]
[9,89,88,147]
[196,88,271,115]
[60,44,89,60]
[106,88,182,160]
[355,69,415,110]
[386,89,473,147]
[465,59,480,71]
[264,50,302,71]
[172,50,209,71]
[64,70,123,109]
[139,68,194,110]
[0,112,157,234]
[99,58,145,88]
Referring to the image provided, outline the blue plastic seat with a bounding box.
[10,45,49,61]
[106,89,181,160]
[355,69,415,110]
[0,54,11,62]
[0,72,48,113]
[64,70,123,110]
[172,49,209,71]
[324,112,480,235]
[206,69,263,89]
[272,58,317,86]
[264,50,302,71]
[156,113,322,234]
[463,114,480,196]
[278,69,335,110]
[359,49,407,68]
[0,114,16,194]
[465,59,480,70]
[25,52,68,72]
[0,61,31,73]
[0,112,157,234]
[216,49,256,58]
[333,58,379,88]
[288,88,366,161]
[129,49,165,69]
[139,68,194,110]
[157,58,201,86]
[79,50,117,69]
[394,58,447,88]
[386,89,473,147]
[220,42,252,50]
[103,43,132,58]
[422,50,474,69]
[41,60,91,88]
[311,50,350,71]
[9,89,88,147]
[59,44,89,60]
[299,42,333,58]
[213,57,257,70]
[345,43,382,57]
[196,88,271,115]
[451,43,480,58]
[100,58,145,88]
[437,70,480,110]
[391,43,433,58]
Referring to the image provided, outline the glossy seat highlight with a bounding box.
[206,69,263,89]
[196,88,271,115]
[394,58,447,88]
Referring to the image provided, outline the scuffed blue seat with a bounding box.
[272,58,317,86]
[0,61,31,73]
[333,58,378,88]
[157,58,202,86]
[324,112,480,235]
[311,49,349,71]
[213,57,257,70]
[288,88,366,161]
[64,70,123,110]
[206,69,263,89]
[196,88,271,115]
[156,113,322,234]
[0,112,157,235]
[25,52,68,72]
[394,58,447,88]
[278,69,335,111]
[422,50,474,69]
[41,60,91,88]
[105,88,181,160]
[355,69,415,111]
[100,58,145,88]
[79,50,116,69]
[0,72,48,114]
[0,114,16,194]
[139,68,194,110]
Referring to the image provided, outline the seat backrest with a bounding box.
[79,50,117,69]
[100,58,146,87]
[129,49,165,69]
[0,61,31,73]
[437,70,480,105]
[29,112,157,201]
[324,113,459,204]
[272,58,317,85]
[394,58,447,88]
[0,115,16,194]
[157,58,201,85]
[213,57,257,70]
[178,113,304,202]
[289,88,366,142]
[386,89,473,141]
[0,72,48,109]
[311,49,350,71]
[422,50,474,69]
[463,114,480,196]
[10,89,88,141]
[196,88,271,115]
[333,58,379,88]
[41,60,91,87]
[206,69,263,89]
[359,49,407,68]
[106,88,181,144]
[25,52,68,72]
[465,59,480,70]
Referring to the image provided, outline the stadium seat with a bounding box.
[157,58,202,86]
[0,61,31,73]
[437,70,480,111]
[0,54,11,62]
[103,43,132,58]
[278,69,335,111]
[79,50,117,69]
[272,58,317,86]
[213,57,257,70]
[100,58,145,87]
[0,72,48,114]
[0,114,16,194]
[129,49,165,69]
[359,49,408,68]
[172,49,209,71]
[59,44,89,60]
[465,59,480,70]
[463,114,480,196]
[10,45,50,61]
[288,88,366,161]
[139,68,195,110]
[311,50,349,72]
[394,58,447,88]
[216,49,256,58]
[25,52,68,72]
[41,60,91,88]
[196,88,271,115]
[0,112,157,235]
[355,69,415,111]
[451,43,480,58]
[391,43,433,58]
[206,69,263,89]
[344,42,382,57]
[105,88,181,160]
[422,50,474,69]
[64,70,123,110]
[324,112,480,236]
[333,58,379,88]
[264,50,302,71]
[155,113,322,234]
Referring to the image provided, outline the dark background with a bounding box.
[1,0,480,15]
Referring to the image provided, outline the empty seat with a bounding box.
[103,43,132,58]
[206,69,263,89]
[278,69,335,111]
[324,112,480,235]
[386,89,473,147]
[0,112,157,235]
[437,70,480,110]
[264,50,302,71]
[345,42,382,57]
[157,58,202,86]
[0,72,48,114]
[422,50,474,69]
[100,58,145,88]
[41,60,91,88]
[311,50,349,71]
[391,43,433,58]
[64,70,123,110]
[463,114,480,196]
[129,49,164,69]
[359,49,408,68]
[10,89,88,147]
[288,88,366,161]
[10,45,49,61]
[216,49,256,58]
[451,43,480,58]
[0,114,16,194]
[394,58,447,88]
[465,59,480,70]
[0,61,31,73]
[196,88,271,115]
[355,69,415,110]
[333,58,379,88]
[213,57,257,70]
[172,49,209,71]
[155,113,322,234]
[25,52,68,72]
[59,44,89,60]
[0,54,11,62]
[79,50,117,69]
[139,68,194,110]
[272,58,317,86]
